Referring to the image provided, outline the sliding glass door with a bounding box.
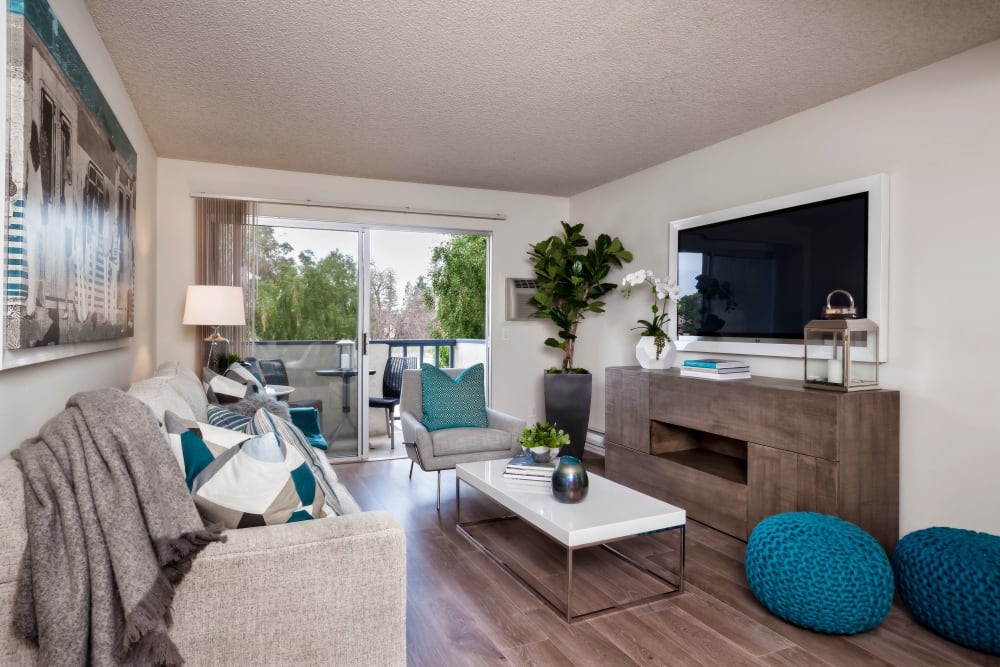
[247,215,491,462]
[251,222,368,458]
[366,229,489,457]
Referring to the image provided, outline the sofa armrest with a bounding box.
[487,408,526,440]
[169,511,406,666]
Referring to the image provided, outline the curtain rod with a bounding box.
[189,192,507,221]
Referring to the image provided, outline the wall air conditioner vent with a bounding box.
[506,278,538,321]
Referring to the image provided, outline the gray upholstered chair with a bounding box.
[400,367,525,510]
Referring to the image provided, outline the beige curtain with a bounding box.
[195,198,258,359]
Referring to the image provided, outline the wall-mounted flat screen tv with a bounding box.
[669,175,888,360]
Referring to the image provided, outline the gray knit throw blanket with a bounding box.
[12,388,225,665]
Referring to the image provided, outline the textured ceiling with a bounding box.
[84,1,1000,196]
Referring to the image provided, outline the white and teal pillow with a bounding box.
[420,363,488,431]
[163,411,252,487]
[163,410,340,528]
[246,408,343,515]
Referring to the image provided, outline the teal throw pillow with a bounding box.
[289,406,328,450]
[420,363,488,431]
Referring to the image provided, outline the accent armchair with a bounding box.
[400,368,525,510]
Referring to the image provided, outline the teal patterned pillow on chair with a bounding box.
[421,363,489,431]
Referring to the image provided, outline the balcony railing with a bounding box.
[248,338,487,454]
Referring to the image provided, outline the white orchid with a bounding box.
[622,269,649,287]
[621,269,678,349]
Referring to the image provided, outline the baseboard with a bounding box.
[584,430,605,456]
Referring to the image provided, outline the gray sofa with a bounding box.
[0,362,406,666]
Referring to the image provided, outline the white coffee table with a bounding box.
[455,458,686,623]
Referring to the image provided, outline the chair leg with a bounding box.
[436,470,441,511]
[388,409,395,450]
[409,460,414,478]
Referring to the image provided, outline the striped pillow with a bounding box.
[206,404,252,431]
[164,410,338,528]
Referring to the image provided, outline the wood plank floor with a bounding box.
[332,455,999,667]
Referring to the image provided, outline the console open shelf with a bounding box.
[657,450,747,485]
[604,367,899,552]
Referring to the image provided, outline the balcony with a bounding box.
[249,338,486,458]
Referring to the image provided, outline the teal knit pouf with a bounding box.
[745,512,894,635]
[892,527,1000,655]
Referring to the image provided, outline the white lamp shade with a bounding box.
[182,285,246,326]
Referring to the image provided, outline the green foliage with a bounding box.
[211,352,242,374]
[517,422,571,449]
[676,293,699,335]
[427,235,487,339]
[527,222,632,373]
[254,227,358,341]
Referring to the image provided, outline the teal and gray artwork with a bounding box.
[5,0,136,351]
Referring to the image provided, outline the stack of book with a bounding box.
[681,358,751,380]
[503,454,558,482]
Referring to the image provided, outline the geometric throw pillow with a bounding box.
[420,363,488,431]
[224,362,265,393]
[163,410,336,528]
[202,367,251,404]
[163,410,252,488]
[246,408,343,516]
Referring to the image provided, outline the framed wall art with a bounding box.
[3,0,136,369]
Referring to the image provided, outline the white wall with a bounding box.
[0,0,157,457]
[570,39,1000,536]
[155,158,568,428]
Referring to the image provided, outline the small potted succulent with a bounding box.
[518,422,571,463]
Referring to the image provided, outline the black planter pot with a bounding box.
[543,373,592,459]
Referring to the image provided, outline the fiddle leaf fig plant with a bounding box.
[528,222,633,373]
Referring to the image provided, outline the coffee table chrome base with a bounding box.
[456,478,685,623]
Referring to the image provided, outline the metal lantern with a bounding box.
[335,339,356,370]
[804,290,879,392]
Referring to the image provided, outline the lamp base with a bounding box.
[202,326,231,373]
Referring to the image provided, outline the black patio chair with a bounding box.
[369,357,418,449]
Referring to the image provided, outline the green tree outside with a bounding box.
[253,227,487,357]
[254,227,358,341]
[426,235,487,339]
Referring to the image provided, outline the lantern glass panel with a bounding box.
[805,329,844,385]
[846,329,878,388]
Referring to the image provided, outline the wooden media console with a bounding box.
[604,367,900,553]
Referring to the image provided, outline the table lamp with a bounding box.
[183,285,246,371]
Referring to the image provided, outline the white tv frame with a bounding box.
[669,174,889,361]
